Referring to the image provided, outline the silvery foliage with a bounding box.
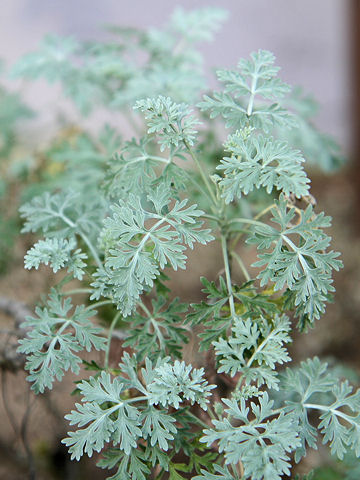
[16,7,357,480]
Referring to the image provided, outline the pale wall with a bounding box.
[0,0,350,149]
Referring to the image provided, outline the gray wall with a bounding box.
[0,0,350,149]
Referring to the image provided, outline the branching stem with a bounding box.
[231,251,251,282]
[221,234,236,318]
[230,203,275,250]
[183,139,218,207]
[104,311,121,370]
[138,301,165,351]
[303,403,358,427]
[85,300,113,311]
[57,211,104,271]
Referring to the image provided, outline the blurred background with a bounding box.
[0,0,352,145]
[0,1,359,479]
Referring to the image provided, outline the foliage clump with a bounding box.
[12,7,359,480]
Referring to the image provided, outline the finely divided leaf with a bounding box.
[134,96,201,151]
[94,183,213,315]
[25,237,87,280]
[147,360,215,410]
[247,194,342,326]
[213,314,291,391]
[281,358,360,462]
[63,371,142,459]
[123,296,188,360]
[17,290,106,393]
[218,132,309,202]
[199,50,296,131]
[201,393,300,480]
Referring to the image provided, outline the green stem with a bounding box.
[58,211,104,271]
[254,203,275,220]
[220,234,236,318]
[85,300,113,311]
[62,288,93,296]
[230,203,275,250]
[138,301,165,351]
[104,311,122,370]
[231,251,251,282]
[186,410,210,430]
[182,168,216,207]
[206,404,218,421]
[201,213,220,222]
[228,217,267,228]
[183,139,218,207]
[303,403,357,426]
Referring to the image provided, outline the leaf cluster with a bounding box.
[18,290,106,393]
[13,10,355,480]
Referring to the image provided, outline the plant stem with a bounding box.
[58,211,104,271]
[228,217,267,228]
[62,288,93,296]
[220,234,236,318]
[201,213,220,222]
[254,203,275,220]
[104,311,122,370]
[186,410,211,430]
[183,139,218,207]
[231,251,251,282]
[85,300,113,311]
[230,203,275,250]
[138,300,165,350]
[303,403,357,426]
[182,168,215,207]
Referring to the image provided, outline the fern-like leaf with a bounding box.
[93,183,213,315]
[213,314,291,391]
[147,360,215,410]
[281,358,360,462]
[218,131,309,202]
[134,96,201,151]
[201,392,300,480]
[199,50,296,131]
[247,194,342,325]
[24,237,87,280]
[17,290,106,393]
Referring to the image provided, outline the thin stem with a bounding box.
[231,251,251,282]
[246,327,278,369]
[303,403,357,426]
[230,203,275,250]
[183,139,218,207]
[57,211,103,271]
[186,410,210,430]
[228,217,267,228]
[104,311,122,370]
[201,213,220,222]
[254,203,275,220]
[181,168,217,207]
[206,404,218,421]
[220,234,236,318]
[138,301,165,350]
[62,288,93,296]
[85,300,113,311]
[79,231,103,271]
